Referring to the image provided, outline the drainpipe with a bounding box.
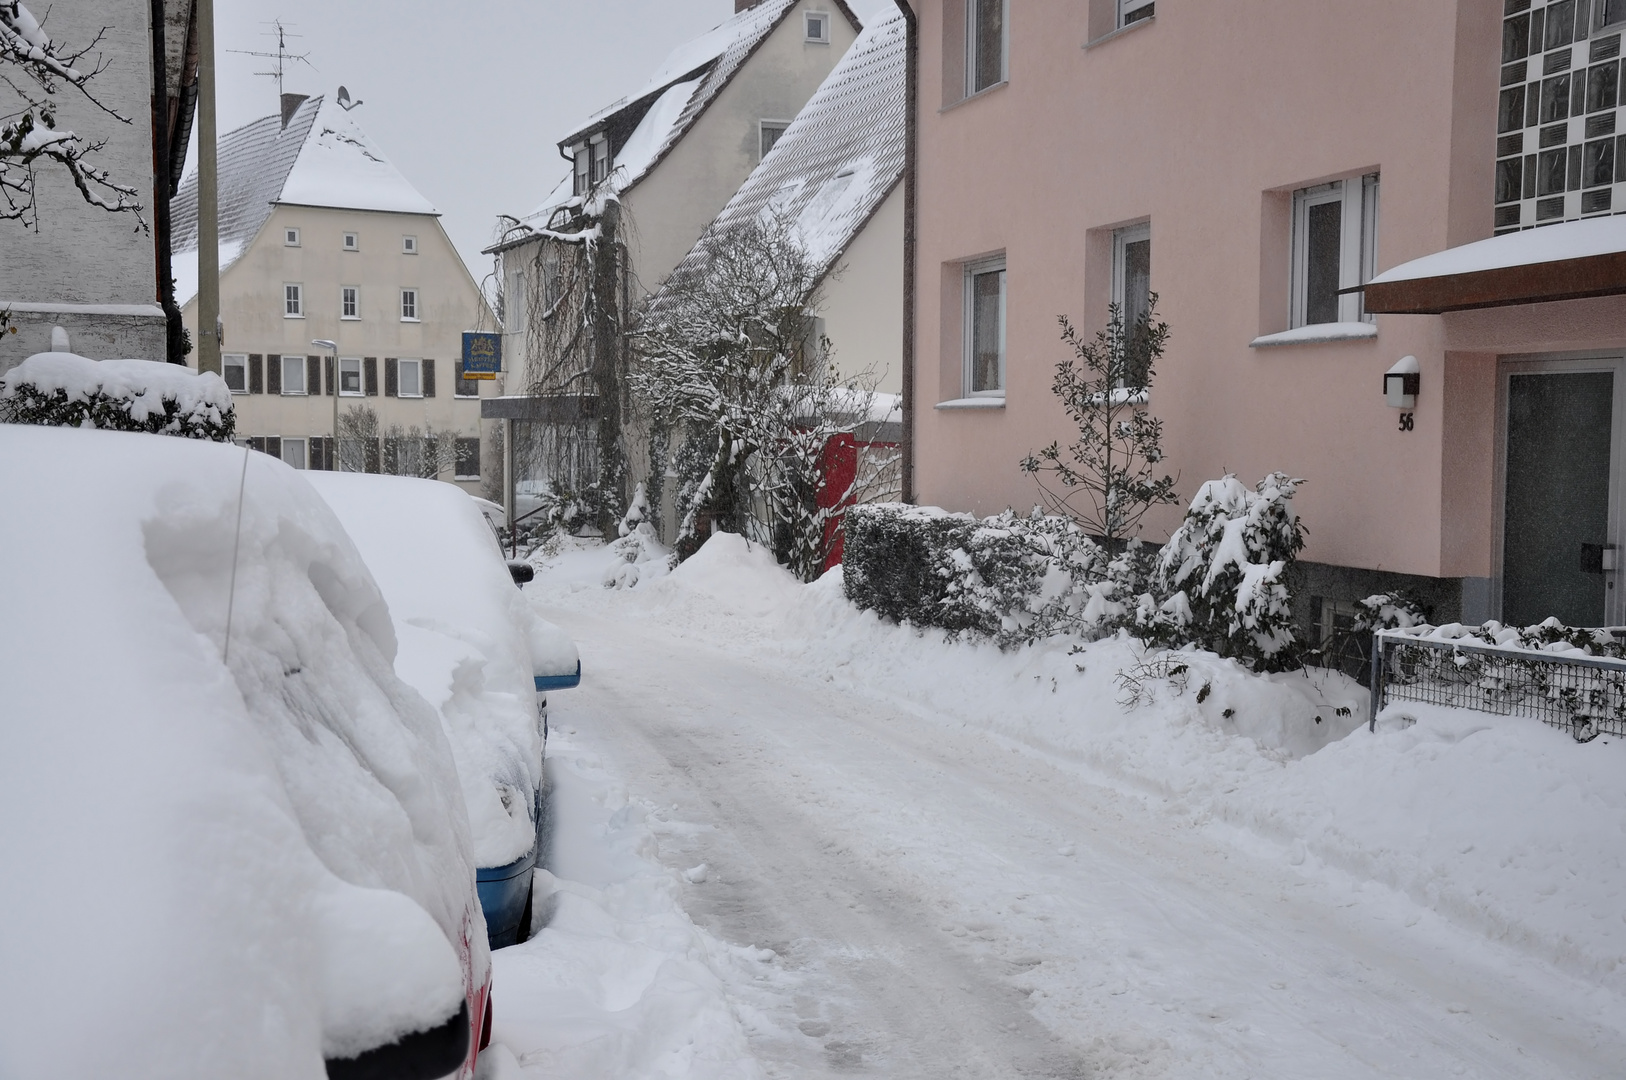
[892,0,918,504]
[196,0,220,375]
[149,0,183,363]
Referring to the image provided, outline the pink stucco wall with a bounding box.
[912,0,1509,580]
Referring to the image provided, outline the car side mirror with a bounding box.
[507,561,534,586]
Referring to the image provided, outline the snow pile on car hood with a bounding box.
[0,426,484,1077]
[308,473,576,868]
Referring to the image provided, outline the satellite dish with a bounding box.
[336,85,363,111]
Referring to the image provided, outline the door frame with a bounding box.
[1494,351,1626,627]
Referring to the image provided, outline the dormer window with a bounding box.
[591,138,611,185]
[805,11,830,42]
[573,145,591,195]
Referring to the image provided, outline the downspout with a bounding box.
[892,0,918,504]
[148,0,182,363]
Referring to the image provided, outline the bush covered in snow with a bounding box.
[1144,472,1306,671]
[844,473,1310,670]
[0,352,234,441]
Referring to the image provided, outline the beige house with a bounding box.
[484,0,860,527]
[171,92,497,493]
[664,9,905,395]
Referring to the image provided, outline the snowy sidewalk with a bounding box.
[485,536,1626,1078]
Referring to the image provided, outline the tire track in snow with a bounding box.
[539,602,1626,1079]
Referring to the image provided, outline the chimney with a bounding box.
[735,0,761,10]
[280,93,309,129]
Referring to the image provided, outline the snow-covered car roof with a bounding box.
[0,425,488,1076]
[306,473,578,869]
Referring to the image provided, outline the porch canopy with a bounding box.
[1363,216,1626,315]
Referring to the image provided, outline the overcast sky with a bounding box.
[196,0,896,283]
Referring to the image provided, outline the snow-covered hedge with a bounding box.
[0,352,235,441]
[844,473,1309,669]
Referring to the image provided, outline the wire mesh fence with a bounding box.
[1371,630,1626,743]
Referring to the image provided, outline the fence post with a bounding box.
[1368,631,1385,733]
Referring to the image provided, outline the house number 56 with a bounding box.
[1398,412,1414,432]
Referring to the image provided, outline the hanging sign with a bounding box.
[461,332,501,379]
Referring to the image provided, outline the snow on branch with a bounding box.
[1,1,144,230]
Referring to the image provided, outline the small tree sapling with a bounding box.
[1021,298,1178,542]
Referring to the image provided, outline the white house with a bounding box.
[663,9,906,395]
[170,92,498,493]
[482,0,861,529]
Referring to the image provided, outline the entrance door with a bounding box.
[1501,362,1622,627]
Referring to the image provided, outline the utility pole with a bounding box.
[196,0,220,375]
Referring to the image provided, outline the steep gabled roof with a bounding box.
[660,9,905,297]
[514,0,861,232]
[170,93,437,305]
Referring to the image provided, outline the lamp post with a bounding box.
[312,339,338,470]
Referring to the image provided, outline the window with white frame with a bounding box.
[281,437,307,470]
[1112,223,1152,387]
[398,357,422,397]
[281,354,308,395]
[573,146,590,195]
[591,138,611,184]
[218,353,246,393]
[964,257,1007,396]
[284,283,303,318]
[805,11,830,41]
[341,286,359,320]
[339,357,363,395]
[760,120,790,159]
[401,234,418,255]
[1291,174,1379,328]
[284,226,300,247]
[343,231,358,251]
[1119,0,1154,28]
[967,0,1007,95]
[400,288,419,321]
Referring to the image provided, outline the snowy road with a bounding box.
[523,593,1626,1080]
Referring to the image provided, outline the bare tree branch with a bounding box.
[1,1,145,230]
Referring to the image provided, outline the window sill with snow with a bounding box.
[1249,322,1377,348]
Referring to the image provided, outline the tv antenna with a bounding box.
[228,19,314,102]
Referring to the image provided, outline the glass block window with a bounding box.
[1497,1,1626,232]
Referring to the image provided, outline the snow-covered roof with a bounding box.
[1369,216,1626,285]
[170,94,438,306]
[660,10,905,296]
[516,0,860,231]
[1364,215,1626,314]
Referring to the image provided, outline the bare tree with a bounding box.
[1,1,144,231]
[633,212,879,580]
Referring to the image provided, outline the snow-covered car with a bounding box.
[306,473,579,949]
[0,424,491,1079]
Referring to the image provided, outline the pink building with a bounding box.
[903,0,1626,639]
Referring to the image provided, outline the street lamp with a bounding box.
[312,339,338,471]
